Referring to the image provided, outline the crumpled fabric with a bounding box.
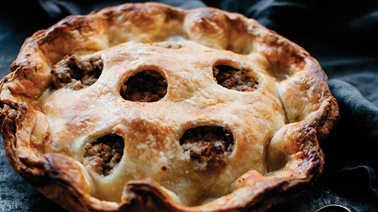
[0,0,377,211]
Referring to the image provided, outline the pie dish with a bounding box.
[0,2,339,211]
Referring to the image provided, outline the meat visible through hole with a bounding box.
[121,70,167,102]
[51,55,103,90]
[180,126,234,172]
[84,134,124,176]
[213,65,258,91]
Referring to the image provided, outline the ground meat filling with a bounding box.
[180,126,235,172]
[51,54,103,90]
[121,70,167,102]
[84,134,124,176]
[213,65,258,91]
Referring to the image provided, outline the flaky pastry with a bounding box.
[0,2,339,211]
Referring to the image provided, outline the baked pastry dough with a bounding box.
[0,2,339,211]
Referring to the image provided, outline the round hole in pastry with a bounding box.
[51,54,103,90]
[120,70,168,102]
[83,133,124,176]
[213,64,258,91]
[180,126,235,172]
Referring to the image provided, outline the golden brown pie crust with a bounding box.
[0,2,339,211]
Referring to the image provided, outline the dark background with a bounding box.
[1,0,377,211]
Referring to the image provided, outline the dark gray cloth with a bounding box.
[1,0,377,211]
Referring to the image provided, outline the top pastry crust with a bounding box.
[0,2,339,211]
